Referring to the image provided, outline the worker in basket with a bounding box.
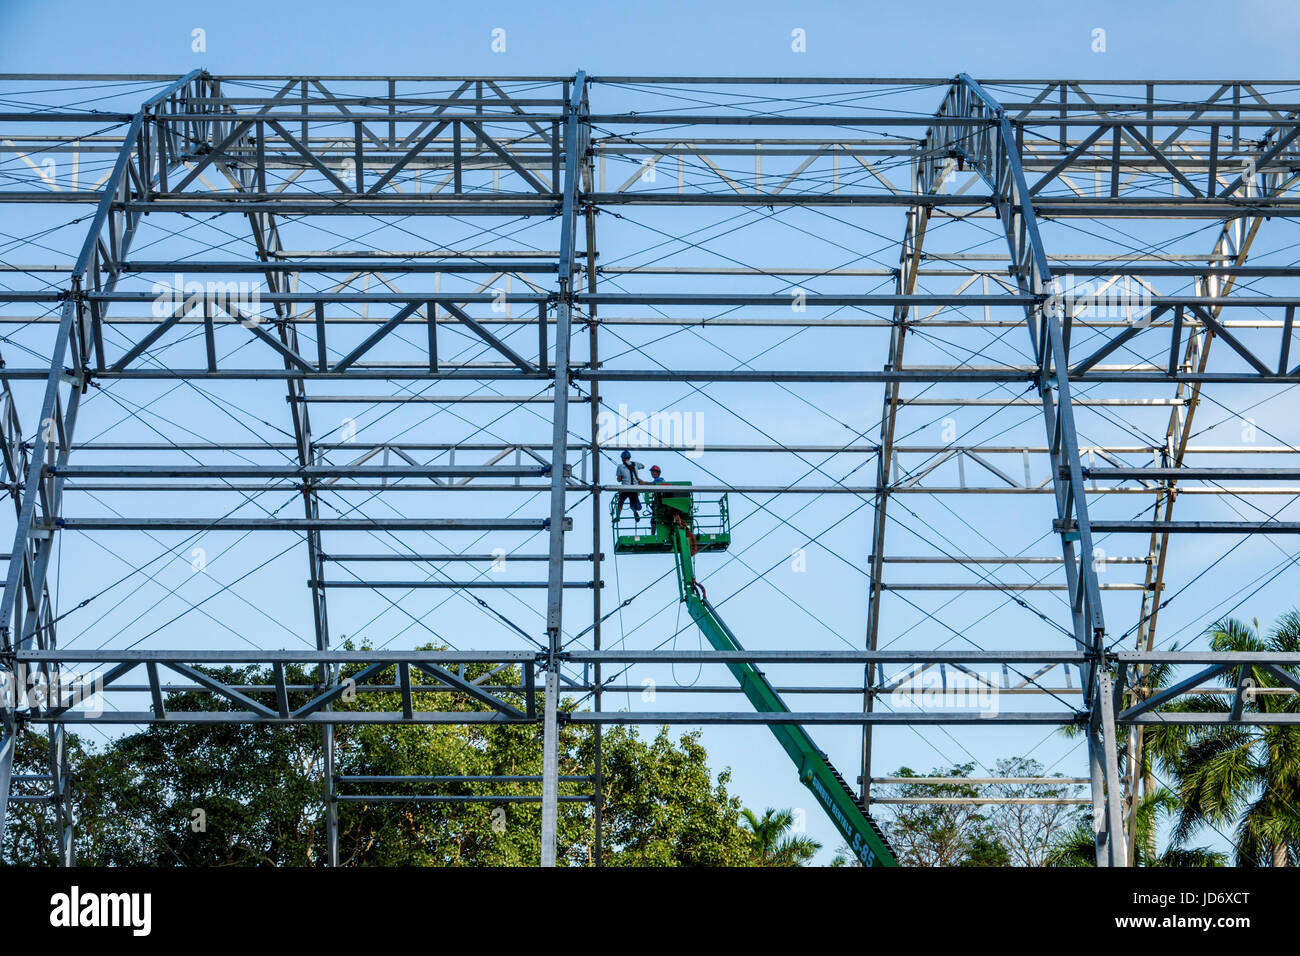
[648,464,666,530]
[615,450,646,519]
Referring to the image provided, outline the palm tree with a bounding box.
[1044,788,1225,867]
[740,807,821,866]
[1145,613,1300,866]
[1123,643,1206,862]
[830,843,859,867]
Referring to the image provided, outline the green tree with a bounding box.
[2,654,762,867]
[739,807,821,866]
[876,763,1009,866]
[1,729,102,866]
[1146,614,1300,866]
[328,649,758,866]
[959,831,1012,866]
[596,727,760,866]
[1,665,324,867]
[984,757,1083,866]
[1120,648,1180,863]
[830,844,857,867]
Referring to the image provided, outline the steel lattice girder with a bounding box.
[3,74,1300,868]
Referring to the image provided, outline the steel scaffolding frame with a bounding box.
[3,73,1300,867]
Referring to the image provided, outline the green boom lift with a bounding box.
[612,481,898,866]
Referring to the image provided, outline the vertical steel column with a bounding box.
[582,128,604,866]
[0,720,13,837]
[862,202,930,805]
[950,75,1126,865]
[540,71,587,867]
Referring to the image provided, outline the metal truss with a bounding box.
[3,74,1300,868]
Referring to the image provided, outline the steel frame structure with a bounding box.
[3,73,1300,867]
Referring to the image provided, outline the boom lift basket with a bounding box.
[610,481,730,554]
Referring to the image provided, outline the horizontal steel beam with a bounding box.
[324,553,599,562]
[13,710,1085,726]
[3,366,1299,384]
[336,775,593,783]
[598,484,1294,496]
[871,797,1091,805]
[45,518,569,531]
[871,777,1091,785]
[1118,651,1300,664]
[1123,713,1300,725]
[564,712,1081,725]
[50,465,553,479]
[562,650,1088,664]
[334,795,591,803]
[47,465,548,478]
[16,648,1087,665]
[1081,520,1300,534]
[1085,467,1300,480]
[17,649,535,663]
[313,580,599,589]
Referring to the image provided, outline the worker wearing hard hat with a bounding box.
[647,465,666,530]
[615,450,645,517]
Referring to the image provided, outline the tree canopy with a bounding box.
[3,656,773,867]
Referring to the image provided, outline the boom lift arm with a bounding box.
[613,483,898,866]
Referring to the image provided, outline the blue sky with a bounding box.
[3,0,1299,865]
[2,0,1298,79]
